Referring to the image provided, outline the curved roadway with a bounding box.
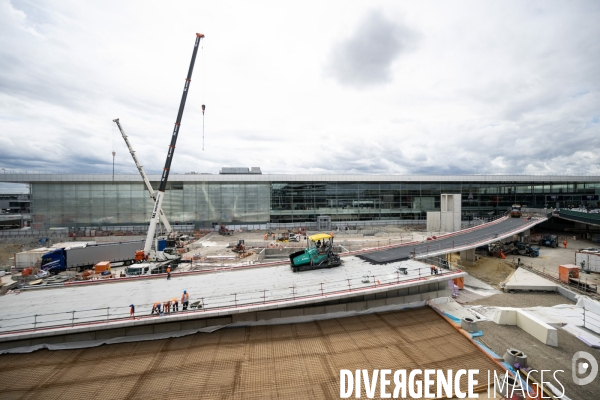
[359,217,546,264]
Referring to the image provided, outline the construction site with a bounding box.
[1,31,600,400]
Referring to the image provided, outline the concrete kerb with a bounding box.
[0,271,465,346]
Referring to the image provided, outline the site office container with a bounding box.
[575,250,600,273]
[559,264,580,283]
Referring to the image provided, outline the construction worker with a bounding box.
[563,239,568,249]
[172,297,179,312]
[164,299,172,314]
[129,304,135,319]
[182,290,189,310]
[151,302,161,315]
[167,266,171,280]
[430,265,438,275]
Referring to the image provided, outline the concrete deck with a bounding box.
[0,256,462,346]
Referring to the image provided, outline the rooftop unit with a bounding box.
[219,167,262,175]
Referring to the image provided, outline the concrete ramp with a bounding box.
[504,267,559,292]
[359,217,546,264]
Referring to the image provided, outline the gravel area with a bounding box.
[467,291,575,308]
[478,321,600,400]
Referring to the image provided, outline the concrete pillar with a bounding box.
[460,248,476,267]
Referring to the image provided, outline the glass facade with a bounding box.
[269,181,600,223]
[23,177,600,228]
[30,181,270,229]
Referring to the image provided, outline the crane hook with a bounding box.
[202,104,205,115]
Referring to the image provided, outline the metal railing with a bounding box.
[583,306,600,333]
[0,261,460,336]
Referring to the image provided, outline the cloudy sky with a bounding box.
[1,0,599,178]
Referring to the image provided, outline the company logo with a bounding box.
[572,351,598,386]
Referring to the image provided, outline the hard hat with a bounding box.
[184,290,187,293]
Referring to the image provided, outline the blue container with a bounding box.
[157,239,167,251]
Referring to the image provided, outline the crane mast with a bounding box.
[143,33,204,256]
[113,118,173,233]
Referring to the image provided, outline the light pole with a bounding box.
[112,151,116,181]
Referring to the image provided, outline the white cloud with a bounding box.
[0,0,599,177]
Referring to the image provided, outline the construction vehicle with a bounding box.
[539,234,558,248]
[219,225,233,236]
[134,246,180,263]
[40,240,143,274]
[510,204,522,218]
[125,260,175,277]
[276,231,300,242]
[232,239,246,253]
[231,239,253,257]
[488,242,509,258]
[141,33,204,262]
[513,242,539,257]
[289,233,341,272]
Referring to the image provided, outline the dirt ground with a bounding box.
[0,307,504,400]
[0,244,21,270]
[459,256,516,289]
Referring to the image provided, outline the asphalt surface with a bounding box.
[359,217,545,264]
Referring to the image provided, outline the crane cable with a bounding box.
[201,37,206,151]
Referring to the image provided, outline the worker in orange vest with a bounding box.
[164,299,172,314]
[563,239,568,249]
[182,290,189,310]
[166,266,171,280]
[172,297,179,312]
[129,304,135,319]
[151,302,161,315]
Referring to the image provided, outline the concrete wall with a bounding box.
[492,307,558,346]
[427,212,441,232]
[440,194,461,233]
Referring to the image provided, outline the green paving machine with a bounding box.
[289,233,341,272]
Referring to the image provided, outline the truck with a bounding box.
[575,248,600,274]
[510,204,522,218]
[40,240,144,274]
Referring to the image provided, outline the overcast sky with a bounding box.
[1,0,599,178]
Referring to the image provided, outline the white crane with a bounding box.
[113,118,172,234]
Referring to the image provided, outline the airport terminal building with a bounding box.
[2,172,600,229]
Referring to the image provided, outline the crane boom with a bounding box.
[143,33,204,255]
[113,118,173,233]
